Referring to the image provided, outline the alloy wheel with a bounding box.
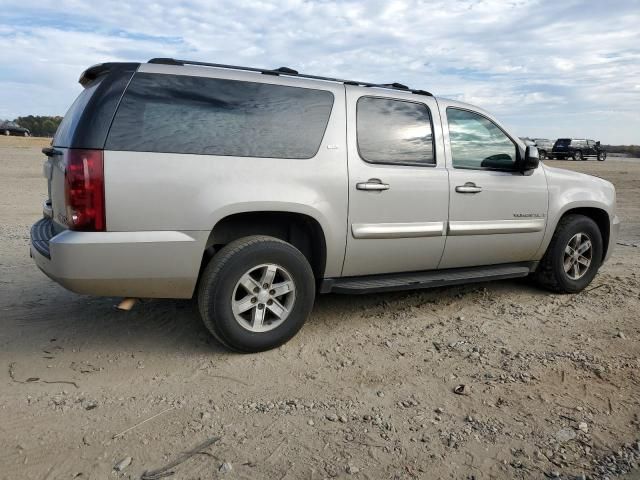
[231,263,296,333]
[563,232,592,280]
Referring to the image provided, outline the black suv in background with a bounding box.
[552,138,606,161]
[1,120,31,137]
[532,138,554,160]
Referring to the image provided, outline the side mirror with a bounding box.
[521,145,540,171]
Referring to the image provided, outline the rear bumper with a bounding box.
[30,218,208,298]
[604,215,620,263]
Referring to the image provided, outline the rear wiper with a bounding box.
[42,147,62,157]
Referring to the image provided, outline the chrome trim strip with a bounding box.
[448,219,545,236]
[352,221,445,239]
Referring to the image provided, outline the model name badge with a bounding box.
[513,213,545,218]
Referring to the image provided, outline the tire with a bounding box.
[23,131,29,137]
[539,150,547,160]
[534,214,603,293]
[598,152,606,161]
[3,130,9,136]
[198,235,316,352]
[573,151,583,161]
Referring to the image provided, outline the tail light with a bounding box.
[64,149,105,231]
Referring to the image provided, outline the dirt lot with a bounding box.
[1,136,639,480]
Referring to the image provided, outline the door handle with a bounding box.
[356,180,390,191]
[455,182,482,194]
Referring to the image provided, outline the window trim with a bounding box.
[356,95,437,168]
[105,72,336,160]
[445,106,522,172]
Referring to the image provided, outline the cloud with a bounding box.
[0,0,638,143]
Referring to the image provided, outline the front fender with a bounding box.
[534,164,616,259]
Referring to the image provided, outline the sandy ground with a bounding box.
[1,136,639,480]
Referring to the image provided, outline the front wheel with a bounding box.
[534,214,603,293]
[539,150,547,160]
[598,152,607,161]
[3,130,9,136]
[23,131,29,137]
[198,235,316,352]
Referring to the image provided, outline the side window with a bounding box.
[446,108,517,170]
[106,73,334,158]
[356,97,435,166]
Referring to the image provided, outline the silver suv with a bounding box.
[31,58,620,352]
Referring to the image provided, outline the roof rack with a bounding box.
[147,58,432,96]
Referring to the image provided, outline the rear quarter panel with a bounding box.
[103,70,348,277]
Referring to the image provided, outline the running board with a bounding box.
[320,263,535,294]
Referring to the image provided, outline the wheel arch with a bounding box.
[202,209,329,280]
[541,206,611,261]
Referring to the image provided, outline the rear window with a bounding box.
[106,73,334,158]
[53,78,104,147]
[555,138,571,147]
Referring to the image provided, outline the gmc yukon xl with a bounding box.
[31,59,620,352]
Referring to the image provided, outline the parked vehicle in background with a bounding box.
[31,58,619,352]
[552,138,607,161]
[532,138,554,160]
[1,120,30,137]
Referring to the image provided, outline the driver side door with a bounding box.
[439,104,549,268]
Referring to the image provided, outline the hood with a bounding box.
[543,163,613,187]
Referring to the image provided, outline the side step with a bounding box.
[320,263,535,294]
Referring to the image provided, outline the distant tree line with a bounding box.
[603,144,640,157]
[11,116,62,137]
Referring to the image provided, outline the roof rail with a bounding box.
[147,58,432,96]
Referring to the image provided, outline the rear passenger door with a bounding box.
[342,86,449,277]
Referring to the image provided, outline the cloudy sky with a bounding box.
[1,0,639,143]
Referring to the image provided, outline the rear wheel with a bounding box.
[3,130,9,136]
[198,235,315,352]
[598,152,606,161]
[23,131,29,137]
[573,151,583,161]
[539,150,547,160]
[535,214,603,293]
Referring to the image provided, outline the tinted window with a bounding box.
[106,73,334,158]
[54,78,104,147]
[555,138,571,147]
[447,108,517,170]
[356,97,434,166]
